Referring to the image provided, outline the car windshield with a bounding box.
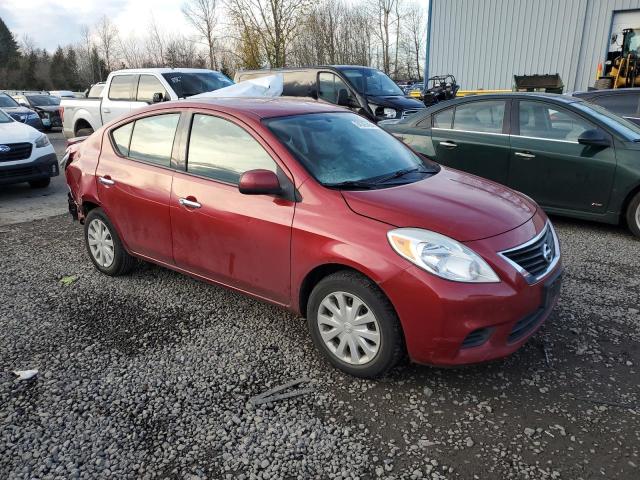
[574,101,640,141]
[340,69,405,96]
[0,94,19,108]
[265,112,437,188]
[26,95,60,106]
[162,71,233,98]
[0,109,12,123]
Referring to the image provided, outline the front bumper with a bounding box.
[380,216,563,366]
[0,153,59,185]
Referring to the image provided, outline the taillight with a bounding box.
[59,106,64,122]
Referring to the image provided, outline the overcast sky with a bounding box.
[0,0,193,50]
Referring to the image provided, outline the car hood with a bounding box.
[341,167,537,242]
[366,94,425,110]
[0,121,39,143]
[3,106,34,115]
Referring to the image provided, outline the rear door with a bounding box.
[170,111,295,304]
[101,74,139,123]
[429,99,511,184]
[96,112,181,263]
[508,100,617,213]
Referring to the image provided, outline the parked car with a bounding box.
[381,93,640,237]
[50,90,77,99]
[63,98,562,378]
[0,108,58,188]
[573,88,640,126]
[0,92,43,129]
[234,66,425,122]
[12,93,62,131]
[60,68,234,138]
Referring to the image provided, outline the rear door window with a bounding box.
[432,107,454,128]
[518,101,593,141]
[112,122,134,156]
[128,114,180,166]
[591,94,640,117]
[186,114,277,184]
[108,75,137,101]
[453,101,506,133]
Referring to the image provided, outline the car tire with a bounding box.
[75,127,94,137]
[594,77,614,90]
[29,178,50,188]
[626,192,640,238]
[307,270,404,378]
[84,208,136,276]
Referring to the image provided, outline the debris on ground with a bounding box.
[249,377,313,406]
[12,369,38,381]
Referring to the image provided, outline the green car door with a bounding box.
[394,100,512,184]
[508,100,618,215]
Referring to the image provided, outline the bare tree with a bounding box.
[182,0,219,69]
[95,16,118,72]
[369,0,396,74]
[403,1,425,81]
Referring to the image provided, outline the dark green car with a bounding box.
[381,93,640,237]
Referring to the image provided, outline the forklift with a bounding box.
[595,27,640,89]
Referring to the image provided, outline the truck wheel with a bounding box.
[84,208,136,276]
[75,127,94,137]
[29,178,50,188]
[307,270,404,378]
[626,192,640,238]
[594,78,614,89]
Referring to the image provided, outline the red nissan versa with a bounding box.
[63,98,563,378]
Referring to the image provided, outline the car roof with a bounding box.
[110,68,222,75]
[238,65,376,73]
[148,96,347,120]
[573,88,640,97]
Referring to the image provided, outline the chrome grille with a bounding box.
[499,223,559,284]
[0,143,32,162]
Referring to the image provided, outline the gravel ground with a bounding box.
[1,214,639,479]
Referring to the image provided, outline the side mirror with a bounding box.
[578,129,610,147]
[238,169,281,195]
[337,88,354,107]
[152,92,164,103]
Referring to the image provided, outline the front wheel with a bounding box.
[626,192,640,238]
[307,271,404,378]
[84,208,136,275]
[75,127,94,137]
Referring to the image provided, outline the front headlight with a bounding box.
[369,103,398,119]
[35,134,50,148]
[387,228,500,283]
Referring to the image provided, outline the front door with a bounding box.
[429,100,511,184]
[170,112,295,305]
[96,112,181,263]
[508,100,617,213]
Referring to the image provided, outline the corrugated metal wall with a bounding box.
[428,0,640,92]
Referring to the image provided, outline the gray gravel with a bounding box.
[1,214,639,479]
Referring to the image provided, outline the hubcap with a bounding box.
[636,204,640,230]
[87,219,115,268]
[317,291,381,365]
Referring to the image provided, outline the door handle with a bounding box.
[98,176,115,186]
[179,197,202,209]
[102,108,111,113]
[440,141,458,148]
[515,151,536,159]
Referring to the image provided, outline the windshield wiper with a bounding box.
[323,180,378,190]
[368,166,433,185]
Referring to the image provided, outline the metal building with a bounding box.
[426,0,640,92]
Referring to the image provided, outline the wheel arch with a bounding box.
[620,182,640,224]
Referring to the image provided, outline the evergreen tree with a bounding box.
[63,47,81,89]
[0,17,21,88]
[49,46,66,88]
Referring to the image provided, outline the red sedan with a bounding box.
[64,98,562,378]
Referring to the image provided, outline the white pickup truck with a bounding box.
[60,68,233,138]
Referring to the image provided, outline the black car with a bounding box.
[13,93,62,131]
[573,88,640,126]
[0,93,43,129]
[234,66,425,122]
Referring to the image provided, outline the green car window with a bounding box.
[432,108,454,128]
[519,101,592,142]
[453,101,505,133]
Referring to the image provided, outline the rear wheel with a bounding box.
[75,127,94,137]
[594,77,614,89]
[307,270,404,378]
[29,178,50,188]
[84,208,136,275]
[626,192,640,238]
